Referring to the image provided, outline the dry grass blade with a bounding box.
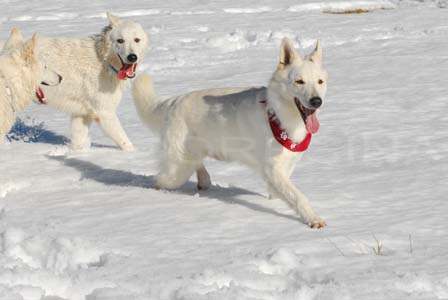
[322,8,371,14]
[372,234,384,256]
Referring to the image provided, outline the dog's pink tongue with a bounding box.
[117,69,127,80]
[117,64,135,80]
[306,112,320,134]
[36,87,47,105]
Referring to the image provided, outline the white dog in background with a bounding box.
[0,30,62,143]
[25,13,148,151]
[133,38,328,228]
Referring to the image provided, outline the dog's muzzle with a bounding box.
[295,97,316,123]
[127,53,138,63]
[309,97,322,109]
[113,54,138,80]
[294,97,321,134]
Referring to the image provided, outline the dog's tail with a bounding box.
[133,73,166,131]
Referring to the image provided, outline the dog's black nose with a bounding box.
[127,54,138,63]
[309,97,322,108]
[58,74,63,83]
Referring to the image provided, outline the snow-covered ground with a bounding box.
[1,0,448,299]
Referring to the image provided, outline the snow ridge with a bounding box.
[0,228,114,300]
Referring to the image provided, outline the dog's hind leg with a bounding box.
[196,164,211,190]
[264,165,326,229]
[0,123,9,144]
[156,121,204,190]
[71,115,92,150]
[156,159,197,190]
[0,106,15,143]
[96,112,135,151]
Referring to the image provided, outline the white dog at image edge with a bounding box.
[133,38,328,228]
[28,13,149,151]
[0,31,61,143]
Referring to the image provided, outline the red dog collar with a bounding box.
[260,100,312,152]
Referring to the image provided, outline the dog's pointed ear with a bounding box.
[279,38,300,69]
[21,33,38,62]
[3,27,24,53]
[309,40,323,66]
[107,12,122,27]
[29,33,39,51]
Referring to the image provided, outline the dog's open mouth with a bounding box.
[36,87,47,104]
[116,55,137,80]
[119,63,137,80]
[294,97,320,134]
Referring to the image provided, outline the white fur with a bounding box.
[1,28,24,55]
[31,13,149,151]
[0,32,61,143]
[133,38,328,228]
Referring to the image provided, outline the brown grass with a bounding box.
[322,8,371,14]
[372,234,384,256]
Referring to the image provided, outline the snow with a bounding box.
[1,0,448,299]
[287,0,396,13]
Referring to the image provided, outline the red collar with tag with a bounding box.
[260,100,312,152]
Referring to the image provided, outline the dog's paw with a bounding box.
[196,166,211,191]
[69,144,89,153]
[155,175,180,190]
[197,174,211,191]
[308,218,327,229]
[267,193,281,200]
[121,144,136,152]
[197,182,210,191]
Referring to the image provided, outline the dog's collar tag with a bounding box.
[260,100,312,152]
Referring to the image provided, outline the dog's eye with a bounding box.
[318,79,324,84]
[134,38,141,43]
[295,79,305,85]
[117,38,125,44]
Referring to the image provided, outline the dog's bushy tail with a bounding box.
[133,73,165,131]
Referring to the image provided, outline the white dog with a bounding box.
[33,13,149,151]
[0,31,62,143]
[133,38,328,228]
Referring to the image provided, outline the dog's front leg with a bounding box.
[267,160,296,200]
[264,166,326,228]
[267,184,281,200]
[96,112,135,151]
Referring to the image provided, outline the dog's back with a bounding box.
[35,37,110,115]
[133,74,270,164]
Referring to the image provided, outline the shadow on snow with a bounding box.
[7,117,120,149]
[48,156,299,222]
[7,117,69,145]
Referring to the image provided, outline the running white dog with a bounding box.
[0,31,62,143]
[133,38,328,228]
[33,13,149,151]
